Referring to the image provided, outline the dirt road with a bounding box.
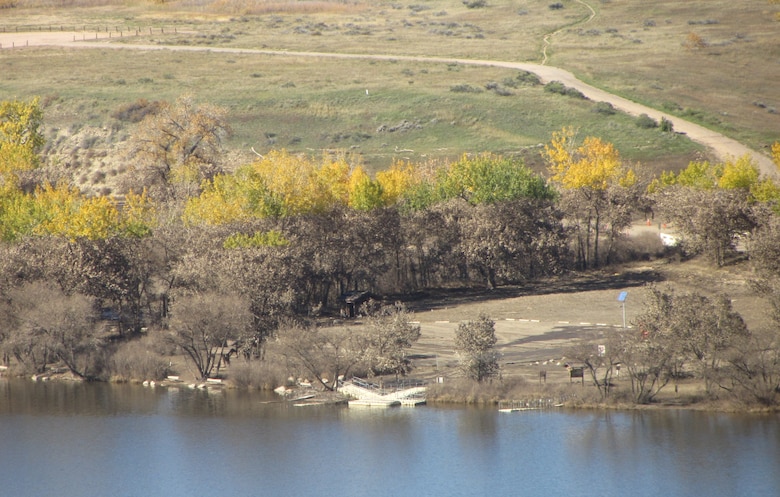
[1,30,775,177]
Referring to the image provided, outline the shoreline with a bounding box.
[4,371,777,414]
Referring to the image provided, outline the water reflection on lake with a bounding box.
[1,379,778,497]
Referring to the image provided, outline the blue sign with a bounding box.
[618,291,628,302]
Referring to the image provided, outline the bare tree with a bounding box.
[567,334,620,399]
[633,286,748,398]
[626,288,681,402]
[653,187,757,266]
[4,282,102,379]
[124,94,231,202]
[166,291,252,380]
[724,328,780,406]
[274,320,370,391]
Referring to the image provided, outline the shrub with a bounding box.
[660,116,674,132]
[635,113,658,128]
[564,87,586,99]
[91,170,106,184]
[544,81,567,95]
[108,337,171,382]
[516,70,541,86]
[485,82,513,96]
[549,2,564,9]
[229,360,288,390]
[111,99,163,123]
[426,377,521,405]
[545,81,586,99]
[594,101,616,115]
[463,0,486,8]
[684,32,708,49]
[450,83,483,93]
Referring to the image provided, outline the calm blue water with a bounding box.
[1,380,778,497]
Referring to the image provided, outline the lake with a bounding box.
[1,379,778,497]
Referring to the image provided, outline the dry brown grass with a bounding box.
[207,0,365,16]
[0,0,775,188]
[550,0,780,150]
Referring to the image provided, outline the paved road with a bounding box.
[1,31,776,177]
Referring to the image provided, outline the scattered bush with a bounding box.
[450,83,483,93]
[545,81,587,99]
[635,113,658,129]
[111,99,163,123]
[485,82,513,96]
[594,101,616,115]
[463,0,487,8]
[684,32,708,49]
[549,2,564,10]
[91,170,106,184]
[564,87,586,99]
[544,81,567,94]
[688,19,719,25]
[515,70,541,86]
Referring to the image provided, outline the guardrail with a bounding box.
[349,376,427,396]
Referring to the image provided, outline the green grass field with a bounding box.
[1,0,776,185]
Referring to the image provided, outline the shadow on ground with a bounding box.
[397,267,663,313]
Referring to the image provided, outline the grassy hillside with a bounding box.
[1,0,776,194]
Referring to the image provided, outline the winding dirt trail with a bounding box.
[541,0,597,66]
[1,31,775,176]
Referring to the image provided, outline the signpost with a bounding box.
[618,291,628,329]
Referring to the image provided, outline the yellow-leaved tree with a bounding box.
[648,155,776,265]
[185,150,412,225]
[651,154,779,205]
[120,190,159,238]
[348,166,384,211]
[376,160,417,206]
[0,97,44,184]
[0,98,45,239]
[33,183,120,240]
[544,127,641,268]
